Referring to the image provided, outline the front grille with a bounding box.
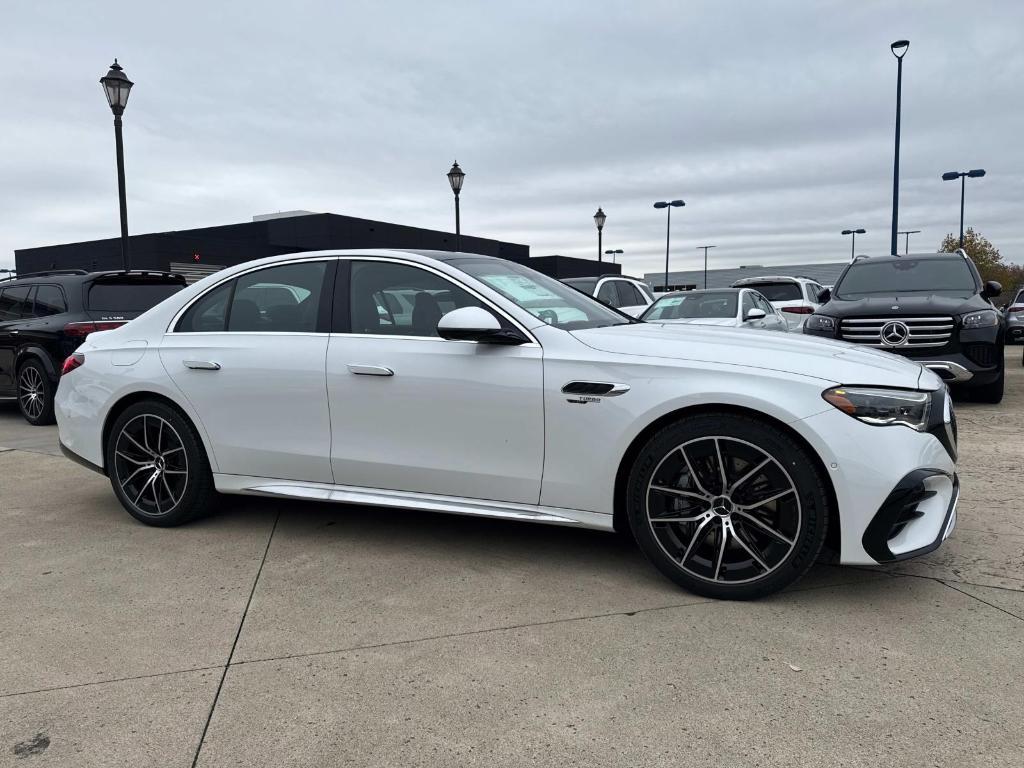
[963,342,997,367]
[839,316,954,348]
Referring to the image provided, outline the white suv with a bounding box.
[731,276,826,331]
[562,275,654,317]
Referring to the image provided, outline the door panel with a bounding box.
[326,335,543,503]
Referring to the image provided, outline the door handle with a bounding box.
[183,360,221,370]
[348,364,394,377]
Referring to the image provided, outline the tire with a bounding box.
[105,400,216,527]
[625,413,829,600]
[970,371,1004,404]
[17,359,56,426]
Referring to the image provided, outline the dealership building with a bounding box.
[643,262,851,292]
[13,211,618,283]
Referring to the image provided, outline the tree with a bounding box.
[940,228,1024,299]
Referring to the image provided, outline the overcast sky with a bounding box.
[3,1,1022,275]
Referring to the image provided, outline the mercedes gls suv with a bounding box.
[57,250,959,600]
[803,250,1005,403]
[0,269,186,424]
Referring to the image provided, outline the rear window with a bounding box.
[742,282,802,301]
[87,280,184,312]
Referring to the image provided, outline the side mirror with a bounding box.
[817,288,832,303]
[982,280,1002,299]
[437,306,528,345]
[744,308,766,321]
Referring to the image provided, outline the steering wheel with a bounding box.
[538,309,559,325]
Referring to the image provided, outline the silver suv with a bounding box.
[730,275,826,331]
[1006,287,1024,344]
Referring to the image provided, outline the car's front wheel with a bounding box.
[626,413,829,600]
[105,400,216,526]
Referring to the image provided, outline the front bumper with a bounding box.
[862,470,958,562]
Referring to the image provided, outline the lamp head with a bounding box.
[941,171,961,181]
[967,168,986,178]
[890,39,910,59]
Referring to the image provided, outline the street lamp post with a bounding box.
[696,245,716,288]
[100,59,134,271]
[653,200,685,290]
[604,248,623,264]
[841,228,866,261]
[941,169,986,248]
[447,161,465,251]
[890,40,909,256]
[897,229,921,254]
[593,208,606,261]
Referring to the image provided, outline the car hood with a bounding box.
[821,294,985,318]
[571,324,933,389]
[646,318,737,327]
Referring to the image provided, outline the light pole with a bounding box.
[447,161,465,251]
[653,200,684,290]
[841,228,866,261]
[941,169,986,248]
[100,59,134,271]
[696,245,716,288]
[593,208,606,261]
[897,229,920,254]
[604,248,623,264]
[889,40,909,256]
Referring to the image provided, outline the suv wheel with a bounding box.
[626,413,829,600]
[969,370,1004,404]
[17,359,56,426]
[105,400,216,527]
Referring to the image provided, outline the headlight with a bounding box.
[822,387,931,431]
[805,314,836,332]
[961,310,999,329]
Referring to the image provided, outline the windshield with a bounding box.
[453,259,633,330]
[87,280,185,312]
[836,257,977,298]
[642,291,738,320]
[740,282,801,301]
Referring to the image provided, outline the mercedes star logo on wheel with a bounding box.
[881,320,910,346]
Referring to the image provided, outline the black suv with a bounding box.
[0,269,186,425]
[803,250,1006,403]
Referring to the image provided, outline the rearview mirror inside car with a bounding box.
[744,308,766,321]
[437,306,528,345]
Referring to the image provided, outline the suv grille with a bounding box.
[839,316,954,348]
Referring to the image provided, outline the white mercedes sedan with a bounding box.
[55,250,959,599]
[639,288,788,331]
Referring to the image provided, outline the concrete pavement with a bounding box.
[1,348,1022,766]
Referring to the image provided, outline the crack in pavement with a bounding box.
[941,580,1024,623]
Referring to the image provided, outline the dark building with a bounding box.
[528,255,622,279]
[14,212,537,281]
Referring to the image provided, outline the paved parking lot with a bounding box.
[2,349,1022,767]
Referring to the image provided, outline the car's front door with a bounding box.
[326,258,544,504]
[158,259,335,483]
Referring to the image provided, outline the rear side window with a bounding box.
[0,286,32,320]
[616,282,645,306]
[228,262,327,332]
[748,282,802,301]
[34,285,67,317]
[88,280,184,312]
[596,281,620,307]
[177,282,233,332]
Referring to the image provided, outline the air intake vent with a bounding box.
[963,343,997,367]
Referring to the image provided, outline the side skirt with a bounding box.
[212,474,615,531]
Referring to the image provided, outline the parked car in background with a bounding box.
[730,275,825,331]
[0,269,186,424]
[1005,287,1024,343]
[640,288,788,332]
[803,250,1006,403]
[562,275,654,317]
[57,249,958,600]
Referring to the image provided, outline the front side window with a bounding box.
[835,257,977,299]
[753,293,775,314]
[0,286,31,320]
[741,292,758,317]
[453,258,632,330]
[349,261,483,337]
[596,281,620,307]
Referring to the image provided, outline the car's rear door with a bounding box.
[325,257,544,504]
[0,286,33,392]
[158,259,336,483]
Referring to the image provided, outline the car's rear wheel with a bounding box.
[17,359,56,426]
[626,413,829,600]
[105,400,216,526]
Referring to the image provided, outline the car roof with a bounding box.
[851,252,966,265]
[658,288,743,298]
[1,269,185,286]
[731,275,808,285]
